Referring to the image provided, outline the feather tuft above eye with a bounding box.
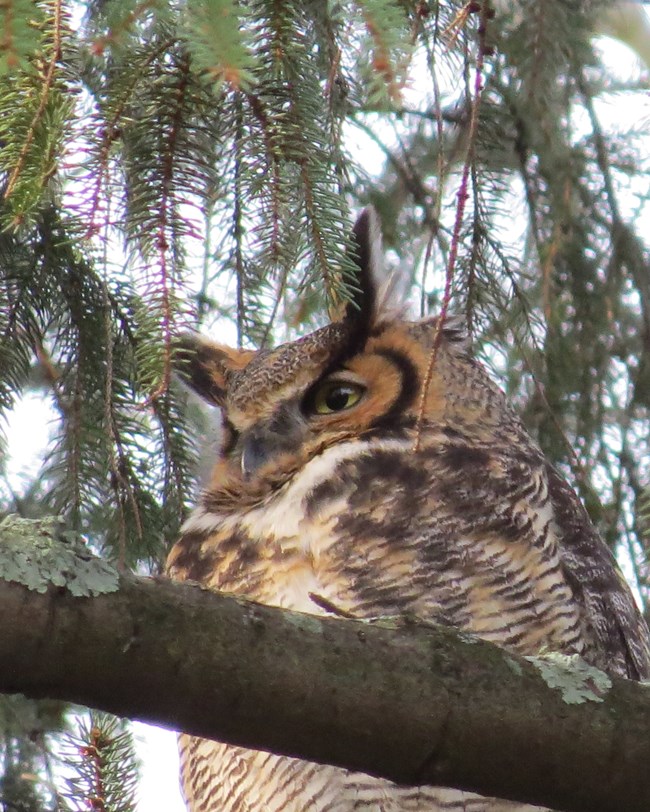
[344,207,383,323]
[342,207,405,337]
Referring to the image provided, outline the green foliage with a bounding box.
[0,0,45,76]
[0,0,74,225]
[61,712,138,812]
[184,0,258,88]
[354,0,414,107]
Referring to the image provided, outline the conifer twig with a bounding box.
[4,0,64,209]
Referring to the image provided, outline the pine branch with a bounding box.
[0,0,46,74]
[61,712,138,812]
[0,0,73,226]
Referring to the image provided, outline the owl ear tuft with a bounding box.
[173,334,255,407]
[343,206,384,328]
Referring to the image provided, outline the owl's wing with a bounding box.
[547,463,650,680]
[316,438,650,683]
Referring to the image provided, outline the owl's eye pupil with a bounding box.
[326,386,353,411]
[310,381,364,415]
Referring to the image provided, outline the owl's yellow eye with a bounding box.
[311,381,365,414]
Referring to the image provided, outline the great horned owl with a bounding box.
[167,209,650,812]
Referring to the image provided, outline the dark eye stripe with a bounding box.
[369,348,419,427]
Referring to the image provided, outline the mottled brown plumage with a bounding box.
[167,208,650,811]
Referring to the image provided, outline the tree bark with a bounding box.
[1,558,650,812]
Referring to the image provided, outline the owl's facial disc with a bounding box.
[234,373,368,480]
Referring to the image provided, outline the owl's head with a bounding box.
[177,209,504,500]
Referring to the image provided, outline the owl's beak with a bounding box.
[239,411,306,479]
[240,433,270,479]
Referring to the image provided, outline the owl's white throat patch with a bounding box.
[182,437,408,544]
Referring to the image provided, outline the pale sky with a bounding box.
[133,723,186,812]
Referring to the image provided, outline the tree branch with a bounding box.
[1,531,650,812]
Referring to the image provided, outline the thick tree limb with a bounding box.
[0,518,650,812]
[1,553,650,812]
